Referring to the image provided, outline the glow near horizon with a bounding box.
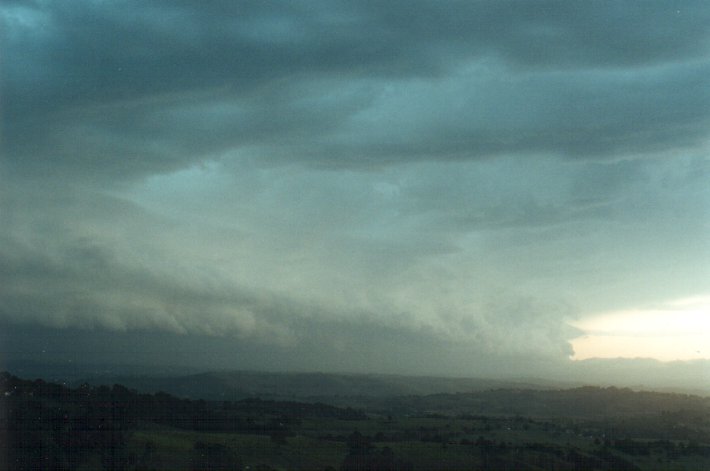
[570,296,710,361]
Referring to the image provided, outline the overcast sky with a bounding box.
[1,1,709,381]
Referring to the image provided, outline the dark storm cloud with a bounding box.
[2,0,709,180]
[2,1,710,375]
[0,222,302,342]
[0,178,583,362]
[0,208,575,366]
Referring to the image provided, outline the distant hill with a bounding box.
[75,370,575,402]
[8,357,710,400]
[6,369,709,421]
[3,359,203,383]
[568,358,710,397]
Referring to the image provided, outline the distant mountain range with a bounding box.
[4,368,709,420]
[70,370,577,402]
[6,358,709,404]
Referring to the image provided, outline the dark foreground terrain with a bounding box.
[2,371,710,470]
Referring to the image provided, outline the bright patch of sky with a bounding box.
[571,296,710,360]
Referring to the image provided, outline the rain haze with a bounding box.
[1,0,709,390]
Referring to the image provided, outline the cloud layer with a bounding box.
[4,1,710,180]
[2,1,710,374]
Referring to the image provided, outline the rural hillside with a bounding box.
[2,372,710,470]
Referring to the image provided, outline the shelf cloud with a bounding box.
[2,1,709,378]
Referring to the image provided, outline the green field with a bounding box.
[123,414,710,470]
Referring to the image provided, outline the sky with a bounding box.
[1,1,710,386]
